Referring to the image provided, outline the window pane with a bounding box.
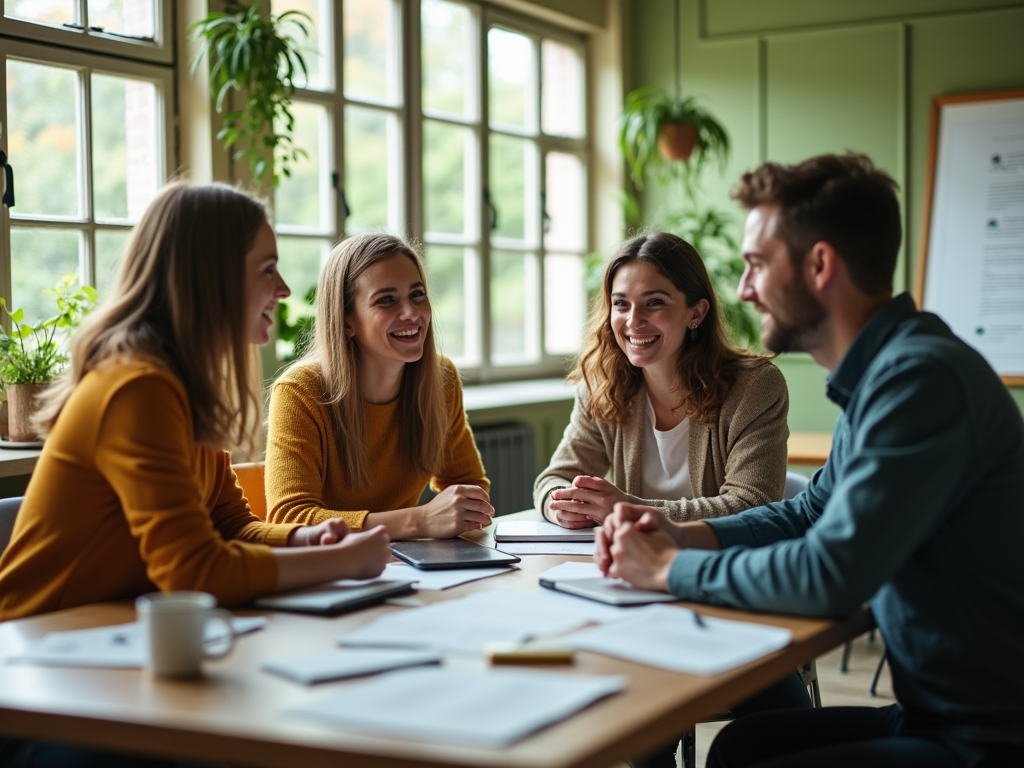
[544,152,585,251]
[276,236,326,361]
[489,134,536,244]
[92,73,160,223]
[4,0,74,26]
[491,249,539,365]
[488,28,535,131]
[344,0,400,105]
[277,236,325,306]
[344,105,400,232]
[275,100,330,230]
[95,228,130,298]
[424,120,475,237]
[425,245,479,363]
[87,0,154,39]
[422,0,475,118]
[10,228,81,325]
[6,60,81,218]
[271,0,330,89]
[544,254,584,355]
[541,39,584,139]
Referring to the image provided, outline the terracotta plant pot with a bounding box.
[0,400,7,439]
[7,382,47,443]
[658,122,699,161]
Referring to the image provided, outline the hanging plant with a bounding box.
[619,87,730,194]
[189,2,311,185]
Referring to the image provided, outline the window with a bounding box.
[0,7,173,323]
[0,1,172,63]
[422,3,590,378]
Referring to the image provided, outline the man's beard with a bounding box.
[761,272,827,354]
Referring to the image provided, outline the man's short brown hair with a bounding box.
[731,153,902,295]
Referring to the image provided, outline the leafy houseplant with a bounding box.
[0,275,98,442]
[189,2,312,185]
[619,87,730,194]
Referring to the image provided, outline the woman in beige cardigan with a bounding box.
[535,231,789,527]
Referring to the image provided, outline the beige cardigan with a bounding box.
[533,362,790,522]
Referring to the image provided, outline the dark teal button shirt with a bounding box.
[668,293,1024,753]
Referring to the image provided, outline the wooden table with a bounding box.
[0,522,871,768]
[787,431,833,467]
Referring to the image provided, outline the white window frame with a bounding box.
[416,1,591,382]
[0,1,173,64]
[0,37,174,308]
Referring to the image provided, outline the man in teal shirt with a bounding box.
[597,153,1024,767]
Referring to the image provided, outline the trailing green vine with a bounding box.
[189,2,312,185]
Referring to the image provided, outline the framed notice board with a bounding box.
[916,88,1024,385]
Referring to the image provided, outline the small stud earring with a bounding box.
[689,323,698,341]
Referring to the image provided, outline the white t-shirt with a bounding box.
[640,395,694,501]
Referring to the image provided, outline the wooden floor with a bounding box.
[691,631,893,767]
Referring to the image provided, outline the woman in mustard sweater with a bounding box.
[265,232,492,538]
[0,183,391,627]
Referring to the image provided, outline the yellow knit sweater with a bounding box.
[265,358,488,528]
[0,361,299,622]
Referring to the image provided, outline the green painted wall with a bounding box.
[628,0,1024,432]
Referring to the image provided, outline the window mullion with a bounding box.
[478,4,492,378]
[79,65,94,287]
[406,0,423,245]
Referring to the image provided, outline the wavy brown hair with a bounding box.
[33,182,267,452]
[292,232,449,489]
[571,232,768,425]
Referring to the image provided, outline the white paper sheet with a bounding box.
[8,616,266,668]
[566,604,792,675]
[497,541,596,555]
[287,667,626,746]
[380,562,515,590]
[261,648,441,684]
[539,561,603,581]
[338,589,628,654]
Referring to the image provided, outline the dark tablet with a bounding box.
[253,579,416,615]
[390,539,521,570]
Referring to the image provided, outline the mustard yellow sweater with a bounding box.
[0,361,299,622]
[265,359,488,528]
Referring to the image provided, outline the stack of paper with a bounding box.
[339,590,627,654]
[287,667,626,746]
[566,604,792,675]
[8,617,266,668]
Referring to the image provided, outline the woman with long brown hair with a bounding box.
[265,232,492,538]
[534,231,790,527]
[0,182,391,629]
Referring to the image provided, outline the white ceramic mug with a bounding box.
[136,591,236,677]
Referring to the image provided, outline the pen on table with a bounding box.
[692,610,706,629]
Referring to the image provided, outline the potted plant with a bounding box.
[189,2,312,185]
[0,275,98,442]
[619,86,730,192]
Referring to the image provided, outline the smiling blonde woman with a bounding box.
[265,232,492,539]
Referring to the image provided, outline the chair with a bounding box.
[680,471,817,768]
[232,462,267,521]
[0,496,24,553]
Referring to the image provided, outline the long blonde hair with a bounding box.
[33,182,267,452]
[572,232,768,425]
[295,233,449,489]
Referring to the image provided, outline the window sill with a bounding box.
[462,377,575,414]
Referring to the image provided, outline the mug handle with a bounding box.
[202,609,236,660]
